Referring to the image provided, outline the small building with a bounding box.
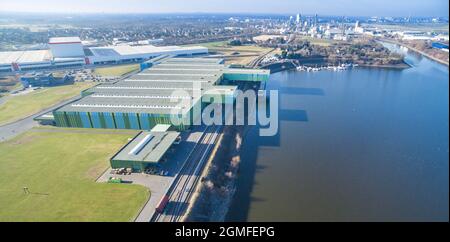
[20,72,74,88]
[110,130,180,172]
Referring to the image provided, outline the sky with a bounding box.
[0,0,448,17]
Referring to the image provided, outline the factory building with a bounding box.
[110,127,180,172]
[52,57,270,131]
[86,45,208,65]
[20,72,74,88]
[49,37,85,58]
[0,37,208,73]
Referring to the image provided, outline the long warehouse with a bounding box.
[0,36,208,73]
[53,57,270,131]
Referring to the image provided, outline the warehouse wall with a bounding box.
[53,110,191,131]
[110,159,152,172]
[223,72,270,82]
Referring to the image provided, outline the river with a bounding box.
[226,43,449,221]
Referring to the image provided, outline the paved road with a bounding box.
[0,68,139,142]
[246,48,276,68]
[0,95,81,142]
[152,125,222,222]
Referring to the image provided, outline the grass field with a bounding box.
[0,82,94,126]
[94,64,140,77]
[0,128,149,222]
[0,77,20,97]
[295,36,337,46]
[182,41,228,49]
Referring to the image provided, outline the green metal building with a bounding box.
[110,129,180,172]
[53,57,270,131]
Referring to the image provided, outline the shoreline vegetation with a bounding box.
[258,37,412,72]
[184,83,259,222]
[381,38,449,66]
[185,125,245,222]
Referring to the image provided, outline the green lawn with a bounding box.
[0,128,149,222]
[94,64,140,77]
[296,36,336,46]
[0,82,94,126]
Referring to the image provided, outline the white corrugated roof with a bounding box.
[0,50,51,64]
[49,37,81,44]
[150,124,172,132]
[16,50,51,63]
[0,51,24,64]
[89,45,207,57]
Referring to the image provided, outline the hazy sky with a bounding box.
[0,0,448,17]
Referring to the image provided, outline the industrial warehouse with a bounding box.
[52,57,270,131]
[0,36,208,73]
[110,126,180,173]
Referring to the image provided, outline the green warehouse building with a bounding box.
[110,127,180,172]
[53,57,270,131]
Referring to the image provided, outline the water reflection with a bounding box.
[226,44,449,222]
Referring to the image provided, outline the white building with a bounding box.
[86,45,208,65]
[354,21,365,34]
[0,37,208,73]
[400,31,433,40]
[49,37,85,58]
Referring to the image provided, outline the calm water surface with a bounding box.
[226,44,449,221]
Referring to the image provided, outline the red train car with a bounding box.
[156,195,170,213]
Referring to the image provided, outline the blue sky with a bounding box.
[0,0,448,17]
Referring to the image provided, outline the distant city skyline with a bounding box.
[0,0,448,17]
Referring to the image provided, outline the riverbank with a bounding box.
[183,125,245,221]
[184,83,259,222]
[262,61,297,73]
[263,59,410,73]
[381,38,449,66]
[357,62,411,69]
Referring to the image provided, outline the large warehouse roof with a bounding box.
[111,130,180,164]
[0,50,51,64]
[49,37,82,44]
[0,36,209,71]
[88,45,207,57]
[58,57,239,114]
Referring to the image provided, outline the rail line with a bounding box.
[152,124,221,222]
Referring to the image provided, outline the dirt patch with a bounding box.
[10,133,38,146]
[85,163,108,180]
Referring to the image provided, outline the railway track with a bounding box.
[152,124,221,222]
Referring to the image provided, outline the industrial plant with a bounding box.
[51,57,269,131]
[0,36,208,73]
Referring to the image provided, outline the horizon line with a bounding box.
[0,10,448,19]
